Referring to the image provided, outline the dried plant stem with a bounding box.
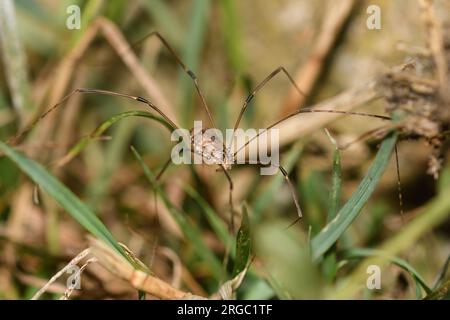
[59,257,98,300]
[277,80,380,147]
[31,249,91,300]
[280,0,356,115]
[419,0,450,105]
[88,237,198,300]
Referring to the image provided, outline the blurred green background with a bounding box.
[0,0,449,300]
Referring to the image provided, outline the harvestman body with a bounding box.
[12,32,393,230]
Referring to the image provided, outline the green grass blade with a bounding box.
[0,141,128,261]
[182,183,232,248]
[232,204,251,277]
[425,279,450,300]
[179,0,210,125]
[311,132,398,262]
[219,0,245,73]
[321,147,342,282]
[241,278,276,300]
[342,247,431,294]
[139,0,183,45]
[58,110,173,166]
[131,146,225,280]
[265,273,292,300]
[0,0,33,124]
[328,148,342,221]
[86,119,134,209]
[433,253,450,290]
[255,220,321,299]
[329,185,450,299]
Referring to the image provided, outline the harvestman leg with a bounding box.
[228,66,393,223]
[152,156,174,221]
[134,32,215,128]
[224,67,305,226]
[218,164,236,232]
[232,102,404,222]
[10,87,187,227]
[229,66,306,150]
[11,88,179,145]
[13,31,216,143]
[394,144,404,219]
[255,161,302,226]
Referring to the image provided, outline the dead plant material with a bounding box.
[280,0,356,114]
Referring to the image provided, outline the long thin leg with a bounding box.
[278,165,302,219]
[394,143,404,221]
[255,161,302,224]
[133,32,215,128]
[153,156,174,220]
[340,134,405,223]
[336,124,393,150]
[219,165,235,232]
[326,126,405,223]
[229,66,306,150]
[156,156,173,181]
[10,88,179,145]
[233,66,306,132]
[233,108,392,159]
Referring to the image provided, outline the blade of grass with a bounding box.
[0,141,130,262]
[0,0,33,124]
[330,185,450,299]
[139,0,183,45]
[265,272,292,300]
[15,0,61,54]
[311,132,398,261]
[241,277,276,300]
[57,110,173,166]
[425,279,450,300]
[181,183,232,248]
[86,118,134,209]
[131,146,225,280]
[179,0,210,126]
[182,184,272,294]
[322,143,342,282]
[342,247,431,294]
[433,253,450,290]
[328,147,342,221]
[255,220,322,299]
[219,0,245,73]
[232,204,251,277]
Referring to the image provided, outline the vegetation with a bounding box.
[0,0,449,300]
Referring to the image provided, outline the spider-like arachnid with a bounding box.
[12,32,393,231]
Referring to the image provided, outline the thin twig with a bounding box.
[59,257,98,300]
[31,249,91,300]
[88,237,196,300]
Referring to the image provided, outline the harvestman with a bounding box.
[12,32,393,230]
